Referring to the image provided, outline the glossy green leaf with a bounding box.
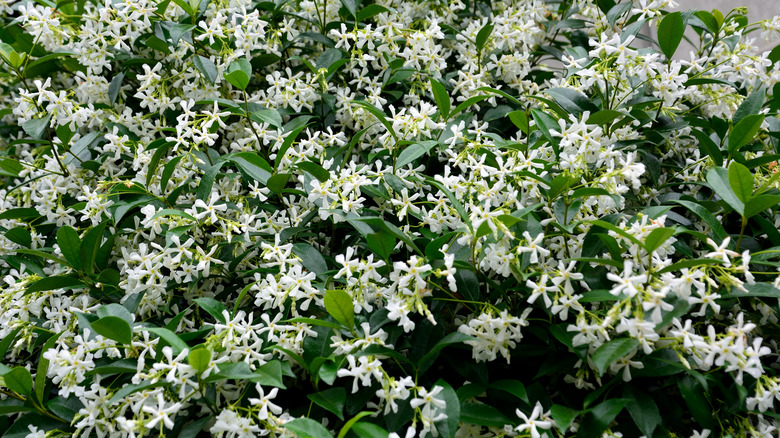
[188,346,211,373]
[706,167,744,215]
[644,227,675,253]
[194,297,228,323]
[551,404,579,433]
[284,417,332,438]
[591,338,639,376]
[430,78,450,120]
[475,23,494,51]
[324,289,354,329]
[658,12,684,59]
[308,387,346,420]
[91,316,133,345]
[193,55,218,84]
[745,194,780,218]
[733,87,765,126]
[2,367,32,395]
[728,161,753,204]
[728,114,764,155]
[144,327,189,354]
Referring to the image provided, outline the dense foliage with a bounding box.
[1,0,780,436]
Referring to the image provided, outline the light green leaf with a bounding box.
[188,346,211,373]
[2,367,33,395]
[323,290,354,329]
[644,227,675,254]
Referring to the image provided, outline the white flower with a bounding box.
[515,402,553,438]
[248,384,283,420]
[141,393,182,430]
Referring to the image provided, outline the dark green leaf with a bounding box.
[658,12,684,59]
[91,316,132,345]
[2,367,32,395]
[224,59,252,90]
[460,402,512,427]
[26,276,85,294]
[577,399,629,438]
[475,23,494,51]
[706,167,744,215]
[434,380,459,438]
[284,417,332,438]
[745,194,780,218]
[349,423,388,438]
[728,161,753,204]
[308,387,346,420]
[733,87,766,126]
[108,72,124,105]
[644,227,675,253]
[430,78,450,120]
[296,161,330,182]
[728,114,764,155]
[194,297,228,323]
[5,227,30,247]
[144,327,189,354]
[623,387,661,437]
[551,405,579,433]
[546,87,599,116]
[591,338,639,376]
[193,55,218,84]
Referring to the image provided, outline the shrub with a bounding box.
[0,0,779,437]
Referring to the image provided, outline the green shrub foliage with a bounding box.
[0,0,780,436]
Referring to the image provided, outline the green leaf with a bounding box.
[418,332,474,371]
[151,208,196,222]
[728,161,754,204]
[285,317,344,330]
[745,194,780,218]
[339,0,358,17]
[284,418,332,438]
[460,402,513,427]
[296,161,330,182]
[430,78,450,120]
[551,405,579,433]
[623,387,661,437]
[275,124,309,171]
[231,152,272,185]
[733,87,766,126]
[193,55,218,84]
[108,72,124,105]
[161,154,185,191]
[591,338,639,376]
[586,109,624,126]
[728,282,780,298]
[450,95,491,118]
[396,140,437,168]
[678,375,714,428]
[644,227,675,253]
[194,297,228,323]
[356,4,391,22]
[85,359,138,376]
[188,346,211,373]
[490,380,528,403]
[91,316,133,345]
[508,110,530,134]
[690,129,722,166]
[475,23,494,51]
[5,227,31,247]
[197,162,225,201]
[292,243,328,275]
[26,276,85,294]
[577,399,629,438]
[545,88,599,116]
[728,114,764,155]
[349,423,388,438]
[108,381,169,404]
[56,226,81,269]
[267,173,290,194]
[352,100,397,142]
[706,167,745,215]
[2,367,32,395]
[250,109,283,129]
[694,10,719,33]
[367,230,395,260]
[531,109,561,157]
[224,59,252,90]
[671,200,729,243]
[424,176,471,233]
[434,380,459,438]
[144,327,189,354]
[308,387,346,420]
[658,12,685,59]
[22,115,52,140]
[96,303,134,325]
[324,290,354,329]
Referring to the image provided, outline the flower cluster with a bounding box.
[0,0,779,437]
